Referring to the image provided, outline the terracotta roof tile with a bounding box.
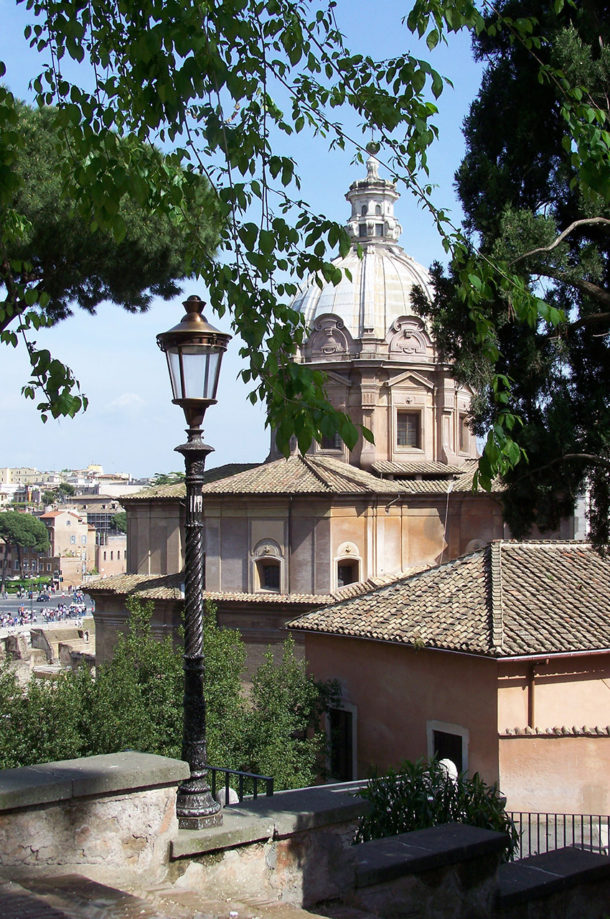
[122,455,503,500]
[85,570,408,606]
[289,541,610,658]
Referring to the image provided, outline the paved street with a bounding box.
[0,591,94,637]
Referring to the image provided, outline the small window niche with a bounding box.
[396,410,421,449]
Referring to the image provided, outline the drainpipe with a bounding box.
[527,663,536,728]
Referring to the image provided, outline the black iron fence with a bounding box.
[208,765,274,804]
[509,811,610,861]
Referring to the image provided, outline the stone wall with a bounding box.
[0,752,188,887]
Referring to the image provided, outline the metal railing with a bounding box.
[208,765,274,803]
[509,811,610,861]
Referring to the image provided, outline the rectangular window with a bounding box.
[427,720,469,773]
[433,730,464,772]
[397,411,420,448]
[321,432,342,450]
[81,535,87,545]
[338,561,359,587]
[375,223,384,236]
[260,562,280,591]
[358,223,367,238]
[110,551,114,560]
[117,550,121,560]
[459,413,469,453]
[103,551,107,561]
[70,535,76,544]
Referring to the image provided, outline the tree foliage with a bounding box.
[0,101,221,420]
[1,0,457,452]
[0,510,49,584]
[416,0,610,542]
[111,511,127,533]
[1,0,607,504]
[0,599,333,791]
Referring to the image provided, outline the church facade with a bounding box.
[88,159,573,667]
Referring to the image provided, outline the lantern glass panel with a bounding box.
[166,345,222,402]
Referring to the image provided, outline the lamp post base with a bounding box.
[176,781,223,830]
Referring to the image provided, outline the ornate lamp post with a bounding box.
[157,295,231,829]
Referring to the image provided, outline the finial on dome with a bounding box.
[366,155,380,180]
[365,141,381,180]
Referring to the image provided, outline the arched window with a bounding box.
[360,204,368,216]
[252,539,283,593]
[375,204,381,215]
[257,559,280,591]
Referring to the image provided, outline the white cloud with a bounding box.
[104,392,146,413]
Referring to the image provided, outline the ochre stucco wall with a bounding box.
[498,655,610,731]
[499,735,610,814]
[305,634,499,785]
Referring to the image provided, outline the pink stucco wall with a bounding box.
[305,634,500,784]
[499,735,610,814]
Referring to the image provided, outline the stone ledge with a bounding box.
[0,752,189,812]
[498,846,610,906]
[352,823,508,887]
[171,781,370,859]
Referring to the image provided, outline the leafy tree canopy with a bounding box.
[0,510,49,584]
[416,0,610,543]
[0,101,222,420]
[0,510,49,553]
[0,0,607,513]
[111,511,127,533]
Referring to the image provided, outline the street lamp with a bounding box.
[157,295,231,830]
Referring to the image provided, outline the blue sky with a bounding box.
[0,2,484,478]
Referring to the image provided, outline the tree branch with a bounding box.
[510,217,610,265]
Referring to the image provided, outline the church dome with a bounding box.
[292,155,433,344]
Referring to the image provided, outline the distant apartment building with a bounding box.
[65,495,123,537]
[40,510,97,586]
[0,467,40,486]
[95,534,127,578]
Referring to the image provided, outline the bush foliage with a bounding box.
[354,758,518,859]
[0,599,333,790]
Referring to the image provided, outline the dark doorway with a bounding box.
[329,708,353,781]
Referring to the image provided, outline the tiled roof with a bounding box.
[85,573,184,600]
[288,541,610,658]
[122,464,258,501]
[122,455,503,500]
[371,460,463,476]
[85,571,407,606]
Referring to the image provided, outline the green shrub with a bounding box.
[0,599,334,793]
[354,758,518,860]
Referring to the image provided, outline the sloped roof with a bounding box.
[123,464,258,500]
[122,455,501,500]
[85,570,408,606]
[289,542,610,658]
